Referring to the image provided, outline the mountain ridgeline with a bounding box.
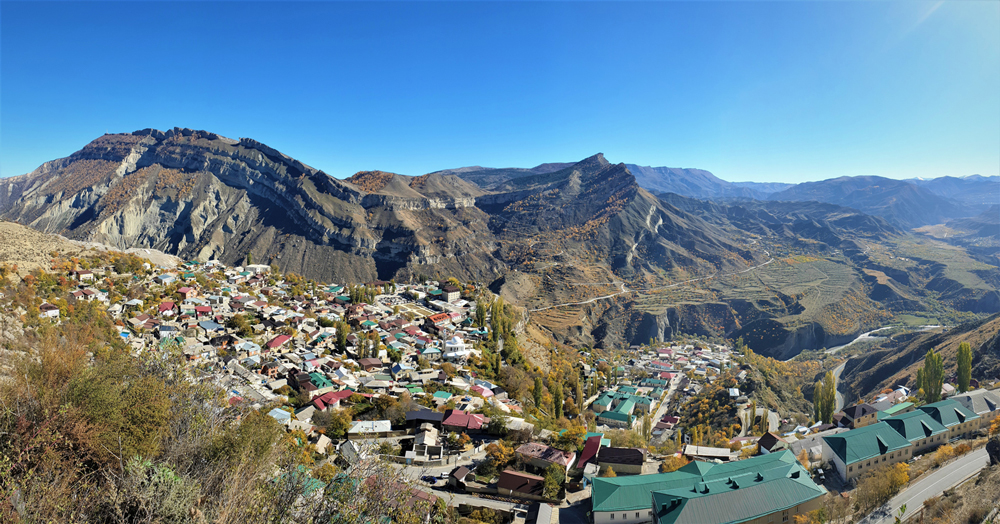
[1,128,997,359]
[0,129,750,285]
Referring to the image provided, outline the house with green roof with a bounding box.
[433,391,453,401]
[881,410,948,455]
[919,399,980,439]
[593,392,615,413]
[877,402,914,419]
[598,410,634,428]
[585,432,612,447]
[593,389,656,417]
[822,421,912,482]
[592,450,825,524]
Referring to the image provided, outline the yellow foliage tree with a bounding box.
[659,455,688,473]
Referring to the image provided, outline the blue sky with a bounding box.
[2,1,998,183]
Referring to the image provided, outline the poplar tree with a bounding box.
[813,381,823,423]
[957,341,972,393]
[552,382,563,418]
[921,349,944,403]
[822,371,837,423]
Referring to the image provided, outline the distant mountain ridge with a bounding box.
[434,161,992,229]
[1,128,996,359]
[767,175,966,229]
[0,128,749,286]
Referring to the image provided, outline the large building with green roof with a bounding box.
[822,421,912,482]
[880,410,948,455]
[919,399,979,439]
[591,450,825,524]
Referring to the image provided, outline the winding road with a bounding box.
[858,448,989,524]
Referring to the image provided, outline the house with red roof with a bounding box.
[442,409,489,433]
[266,334,292,352]
[312,389,356,411]
[158,301,177,317]
[427,313,450,326]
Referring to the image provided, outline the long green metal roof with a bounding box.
[919,399,979,428]
[821,421,911,466]
[652,474,826,524]
[881,410,947,443]
[592,450,825,516]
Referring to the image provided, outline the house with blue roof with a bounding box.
[268,408,292,425]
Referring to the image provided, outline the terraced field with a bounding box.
[893,237,994,290]
[758,258,858,320]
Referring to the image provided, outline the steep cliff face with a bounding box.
[0,129,508,282]
[1,129,747,286]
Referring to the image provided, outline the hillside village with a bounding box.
[1,251,998,524]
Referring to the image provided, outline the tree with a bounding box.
[854,462,909,514]
[600,466,617,477]
[552,382,563,418]
[822,371,836,424]
[485,441,514,472]
[533,376,544,410]
[812,381,822,423]
[659,455,688,473]
[543,463,565,499]
[641,414,653,442]
[474,299,488,328]
[336,321,350,352]
[957,341,972,393]
[553,426,586,452]
[797,449,810,469]
[920,349,945,404]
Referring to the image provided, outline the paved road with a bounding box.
[833,361,847,412]
[859,448,989,524]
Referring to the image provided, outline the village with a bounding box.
[9,254,1000,524]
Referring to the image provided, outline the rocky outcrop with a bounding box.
[0,129,506,282]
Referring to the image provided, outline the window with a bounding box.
[637,513,640,519]
[611,514,614,520]
[849,466,853,472]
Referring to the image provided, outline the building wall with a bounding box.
[948,420,977,439]
[978,409,999,431]
[648,498,824,524]
[854,413,878,429]
[594,509,654,524]
[832,444,913,482]
[597,461,643,475]
[911,434,948,455]
[738,498,825,524]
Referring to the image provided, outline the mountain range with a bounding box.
[1,127,997,358]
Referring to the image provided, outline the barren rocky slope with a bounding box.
[2,128,996,359]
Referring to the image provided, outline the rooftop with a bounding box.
[821,421,912,466]
[592,451,825,515]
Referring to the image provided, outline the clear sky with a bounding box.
[2,1,998,183]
